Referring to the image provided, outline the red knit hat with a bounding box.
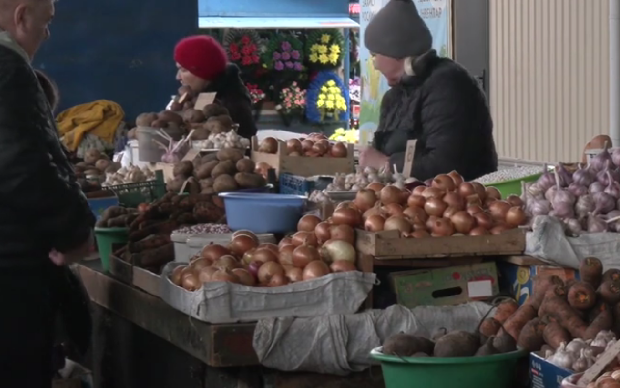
[174,35,227,80]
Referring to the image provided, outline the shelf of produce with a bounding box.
[76,261,259,367]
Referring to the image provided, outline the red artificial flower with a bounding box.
[241,46,251,55]
[241,55,252,66]
[229,43,239,53]
[231,52,242,61]
[241,35,251,45]
[248,44,257,53]
[251,55,259,63]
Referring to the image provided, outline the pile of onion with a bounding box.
[263,133,348,158]
[355,171,527,239]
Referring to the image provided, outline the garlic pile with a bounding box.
[325,166,410,192]
[544,331,616,372]
[192,130,250,150]
[102,165,156,186]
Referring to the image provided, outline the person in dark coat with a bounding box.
[360,0,498,182]
[174,35,257,139]
[0,0,96,385]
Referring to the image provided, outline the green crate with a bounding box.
[107,170,166,207]
[487,172,543,199]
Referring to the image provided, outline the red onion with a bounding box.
[247,261,263,279]
[590,148,612,172]
[613,149,620,167]
[590,182,605,194]
[605,171,620,199]
[555,164,573,187]
[592,192,615,214]
[587,213,608,233]
[575,195,595,218]
[573,164,595,186]
[567,183,588,197]
[536,164,556,192]
[550,169,575,218]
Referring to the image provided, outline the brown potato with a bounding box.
[216,148,244,163]
[136,112,158,127]
[173,161,194,179]
[158,110,183,125]
[150,119,168,128]
[213,174,238,193]
[194,160,218,179]
[211,160,236,178]
[182,109,206,123]
[235,158,255,173]
[234,172,266,188]
[202,104,229,120]
[167,177,184,193]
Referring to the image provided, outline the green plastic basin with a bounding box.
[370,347,527,388]
[487,173,542,199]
[94,227,129,271]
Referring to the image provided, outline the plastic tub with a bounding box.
[487,173,543,198]
[94,227,129,271]
[218,192,306,234]
[369,347,527,388]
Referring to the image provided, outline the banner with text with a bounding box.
[358,0,451,144]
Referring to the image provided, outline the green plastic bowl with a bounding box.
[370,347,527,388]
[94,227,129,271]
[487,173,542,199]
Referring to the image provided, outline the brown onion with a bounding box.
[412,185,426,195]
[469,227,490,236]
[241,249,256,265]
[486,186,502,200]
[247,261,263,278]
[473,212,493,229]
[490,225,510,234]
[444,192,466,210]
[214,255,240,270]
[471,182,487,200]
[407,194,426,208]
[384,216,412,234]
[443,206,460,219]
[279,237,293,248]
[450,211,477,234]
[321,239,356,264]
[506,194,524,207]
[292,244,321,268]
[252,248,278,263]
[284,266,303,282]
[363,205,384,220]
[329,224,355,245]
[303,261,330,280]
[430,218,455,236]
[458,182,476,198]
[354,189,377,212]
[331,142,348,157]
[268,273,289,287]
[364,214,385,232]
[466,194,483,207]
[201,244,231,261]
[301,139,314,151]
[212,268,240,283]
[314,222,332,243]
[403,206,428,223]
[257,261,285,284]
[506,206,527,227]
[426,215,438,230]
[291,231,318,246]
[182,273,201,291]
[412,222,427,232]
[170,266,186,286]
[259,137,278,153]
[466,204,484,215]
[198,266,218,283]
[229,235,258,256]
[258,243,279,255]
[424,198,448,216]
[286,138,302,154]
[330,260,357,273]
[278,244,295,266]
[367,182,385,193]
[410,230,430,238]
[448,170,464,186]
[422,187,444,199]
[432,174,456,191]
[297,214,321,232]
[332,207,363,227]
[191,258,212,271]
[382,203,403,216]
[232,230,259,243]
[488,201,511,221]
[232,268,255,286]
[380,185,404,205]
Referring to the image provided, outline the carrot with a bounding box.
[130,243,174,267]
[128,221,179,242]
[493,299,519,324]
[479,318,502,338]
[598,279,620,305]
[538,285,568,318]
[580,257,603,289]
[539,295,587,338]
[542,319,571,349]
[128,234,171,253]
[517,318,547,352]
[501,303,538,340]
[584,302,613,339]
[529,275,565,309]
[567,281,597,310]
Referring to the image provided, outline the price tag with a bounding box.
[402,140,417,178]
[193,92,216,110]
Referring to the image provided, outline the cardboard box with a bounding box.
[530,352,573,388]
[389,262,499,308]
[497,262,579,306]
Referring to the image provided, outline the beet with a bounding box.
[492,333,517,353]
[433,331,479,357]
[382,332,434,357]
[475,337,500,356]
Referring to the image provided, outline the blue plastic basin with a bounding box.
[218,192,307,234]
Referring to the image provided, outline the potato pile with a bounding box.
[74,149,121,192]
[485,257,620,353]
[166,148,266,194]
[257,134,349,158]
[135,110,185,132]
[109,192,226,273]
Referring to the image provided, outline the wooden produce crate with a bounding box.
[109,254,161,297]
[355,228,526,259]
[250,137,354,177]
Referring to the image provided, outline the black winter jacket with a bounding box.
[203,64,257,140]
[372,50,498,182]
[0,44,95,264]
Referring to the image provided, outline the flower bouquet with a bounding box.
[275,82,306,126]
[223,30,262,73]
[305,29,345,70]
[305,71,349,124]
[262,33,304,73]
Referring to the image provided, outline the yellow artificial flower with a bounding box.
[321,34,331,44]
[327,94,335,101]
[326,80,335,87]
[317,45,328,54]
[330,45,340,54]
[319,54,329,63]
[328,53,339,64]
[309,53,319,63]
[329,87,339,94]
[326,100,335,109]
[311,44,322,53]
[318,93,326,100]
[317,100,325,107]
[321,86,328,93]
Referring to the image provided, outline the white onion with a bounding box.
[320,239,356,264]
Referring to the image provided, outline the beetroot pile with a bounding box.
[523,148,620,235]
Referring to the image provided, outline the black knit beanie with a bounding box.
[364,0,433,59]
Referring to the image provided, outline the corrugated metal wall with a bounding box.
[489,0,610,163]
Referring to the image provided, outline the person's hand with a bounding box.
[49,232,94,266]
[359,146,389,170]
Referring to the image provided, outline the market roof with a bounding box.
[198,17,359,29]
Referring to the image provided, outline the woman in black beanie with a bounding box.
[360,0,498,182]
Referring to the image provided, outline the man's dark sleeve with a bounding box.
[0,54,94,253]
[411,75,477,181]
[225,97,257,140]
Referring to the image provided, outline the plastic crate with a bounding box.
[279,173,315,195]
[107,170,166,207]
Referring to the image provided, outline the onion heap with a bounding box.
[522,150,620,235]
[169,220,359,291]
[341,170,527,238]
[257,133,348,158]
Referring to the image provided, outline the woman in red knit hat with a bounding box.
[174,35,257,139]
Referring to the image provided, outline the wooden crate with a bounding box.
[355,228,526,259]
[250,137,354,177]
[109,254,161,297]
